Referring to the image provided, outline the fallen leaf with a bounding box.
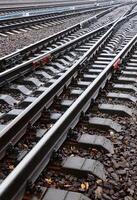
[80,182,89,191]
[45,178,53,185]
[85,182,89,190]
[81,183,85,190]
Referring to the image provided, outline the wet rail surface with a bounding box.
[0,3,137,200]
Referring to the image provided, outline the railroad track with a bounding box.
[0,6,135,140]
[0,24,112,129]
[0,7,134,121]
[0,0,118,14]
[0,2,135,37]
[0,3,109,17]
[0,4,133,71]
[0,6,109,36]
[0,4,137,199]
[0,5,97,17]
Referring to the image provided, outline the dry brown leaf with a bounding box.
[95,186,103,199]
[81,183,85,190]
[45,178,53,185]
[85,182,89,190]
[80,182,89,191]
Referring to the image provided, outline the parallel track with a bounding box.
[0,5,137,199]
[1,2,135,36]
[0,6,108,35]
[0,3,109,16]
[0,0,118,13]
[0,4,134,75]
[0,4,135,157]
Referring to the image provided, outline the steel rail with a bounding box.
[0,8,136,87]
[0,7,114,70]
[0,24,136,200]
[0,5,134,158]
[123,2,137,17]
[0,21,114,156]
[0,8,136,157]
